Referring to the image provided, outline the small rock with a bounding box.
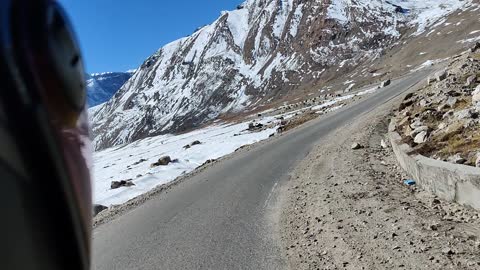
[111,179,135,189]
[431,198,441,206]
[399,99,414,111]
[454,109,472,120]
[132,158,147,165]
[446,90,461,97]
[442,247,455,255]
[476,154,480,168]
[409,126,428,138]
[404,93,415,100]
[248,122,264,131]
[110,181,122,189]
[151,156,172,167]
[446,97,457,108]
[191,140,202,146]
[419,99,429,107]
[414,131,428,144]
[351,142,364,150]
[93,204,108,217]
[397,116,410,127]
[472,85,480,103]
[471,42,480,52]
[202,159,216,166]
[475,102,480,113]
[381,139,388,149]
[435,70,447,82]
[437,103,450,112]
[184,140,202,149]
[442,110,454,119]
[410,119,424,129]
[123,180,135,187]
[449,154,467,164]
[465,75,477,87]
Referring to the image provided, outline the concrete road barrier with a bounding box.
[389,121,480,210]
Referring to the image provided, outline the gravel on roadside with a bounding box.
[280,95,480,270]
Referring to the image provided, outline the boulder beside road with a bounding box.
[111,179,135,189]
[472,85,480,103]
[351,142,363,150]
[151,156,172,167]
[93,204,108,217]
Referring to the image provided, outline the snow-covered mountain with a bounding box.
[86,71,135,107]
[91,0,471,150]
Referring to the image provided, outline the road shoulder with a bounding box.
[279,91,480,269]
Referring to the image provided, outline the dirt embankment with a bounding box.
[280,94,480,269]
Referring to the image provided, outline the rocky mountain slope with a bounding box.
[90,0,474,150]
[87,71,134,107]
[394,43,480,167]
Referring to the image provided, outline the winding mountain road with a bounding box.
[93,69,431,270]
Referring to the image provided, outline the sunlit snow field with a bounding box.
[93,119,277,206]
[92,84,386,206]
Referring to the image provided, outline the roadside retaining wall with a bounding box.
[388,121,480,210]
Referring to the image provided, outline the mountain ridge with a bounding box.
[86,71,134,107]
[90,0,473,150]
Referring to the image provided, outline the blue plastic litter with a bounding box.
[404,179,416,186]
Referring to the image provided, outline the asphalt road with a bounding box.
[93,69,431,270]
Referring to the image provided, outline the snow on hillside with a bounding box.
[93,84,382,206]
[398,0,470,35]
[94,120,277,206]
[327,0,471,35]
[91,0,474,151]
[86,71,134,107]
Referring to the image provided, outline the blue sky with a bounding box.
[59,0,243,73]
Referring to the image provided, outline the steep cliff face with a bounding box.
[86,71,134,107]
[91,0,471,150]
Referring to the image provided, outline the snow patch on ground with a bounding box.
[392,0,472,36]
[411,58,448,72]
[311,87,378,112]
[326,0,350,24]
[93,119,277,206]
[93,83,382,206]
[326,0,472,36]
[457,35,480,44]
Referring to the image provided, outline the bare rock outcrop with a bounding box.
[394,45,480,167]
